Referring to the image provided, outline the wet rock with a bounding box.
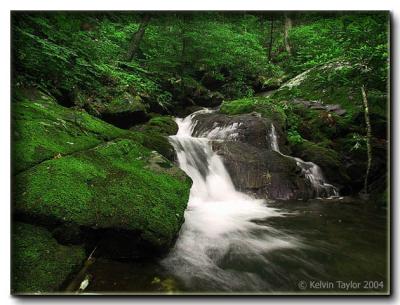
[192,112,280,150]
[290,140,350,190]
[212,141,312,200]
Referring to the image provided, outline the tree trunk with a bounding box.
[125,15,151,62]
[179,16,189,98]
[361,85,372,194]
[284,13,292,55]
[268,16,274,61]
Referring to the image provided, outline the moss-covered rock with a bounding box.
[12,222,85,294]
[13,88,192,260]
[290,140,350,188]
[12,89,129,173]
[14,138,191,252]
[272,61,362,114]
[132,115,179,161]
[219,97,287,128]
[145,116,178,136]
[98,93,150,129]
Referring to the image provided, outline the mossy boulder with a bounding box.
[12,222,85,294]
[290,140,350,189]
[219,97,287,128]
[13,88,192,260]
[145,116,178,136]
[84,92,149,129]
[132,116,179,161]
[12,89,128,173]
[14,138,191,253]
[272,61,362,114]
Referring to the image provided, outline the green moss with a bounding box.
[145,116,178,136]
[14,139,191,249]
[13,88,192,253]
[220,98,255,115]
[12,222,85,294]
[271,62,362,115]
[107,93,148,114]
[290,140,349,185]
[130,115,178,160]
[220,97,287,127]
[12,89,129,173]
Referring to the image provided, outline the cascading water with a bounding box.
[163,110,298,292]
[269,123,339,198]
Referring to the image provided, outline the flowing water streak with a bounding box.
[163,110,297,291]
[269,124,339,198]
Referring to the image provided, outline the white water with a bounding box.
[163,110,297,291]
[269,123,339,198]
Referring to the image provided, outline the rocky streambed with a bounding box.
[11,60,388,294]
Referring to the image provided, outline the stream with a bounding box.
[86,109,388,294]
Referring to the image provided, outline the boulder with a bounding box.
[13,88,192,261]
[12,89,129,173]
[84,93,149,129]
[219,97,287,128]
[192,112,272,149]
[12,222,85,294]
[212,141,312,200]
[132,116,179,161]
[192,111,289,152]
[14,139,191,256]
[290,140,350,189]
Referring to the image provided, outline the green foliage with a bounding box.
[12,222,85,294]
[285,13,388,91]
[287,130,304,145]
[12,13,171,110]
[12,12,388,113]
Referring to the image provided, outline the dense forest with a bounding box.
[11,12,389,294]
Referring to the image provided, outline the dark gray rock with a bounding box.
[326,104,341,111]
[333,109,347,116]
[291,99,347,116]
[211,141,314,200]
[192,112,285,150]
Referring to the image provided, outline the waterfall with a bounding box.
[163,110,297,291]
[269,124,280,152]
[269,123,339,198]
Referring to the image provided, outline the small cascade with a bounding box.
[269,123,339,198]
[163,109,297,291]
[269,124,280,152]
